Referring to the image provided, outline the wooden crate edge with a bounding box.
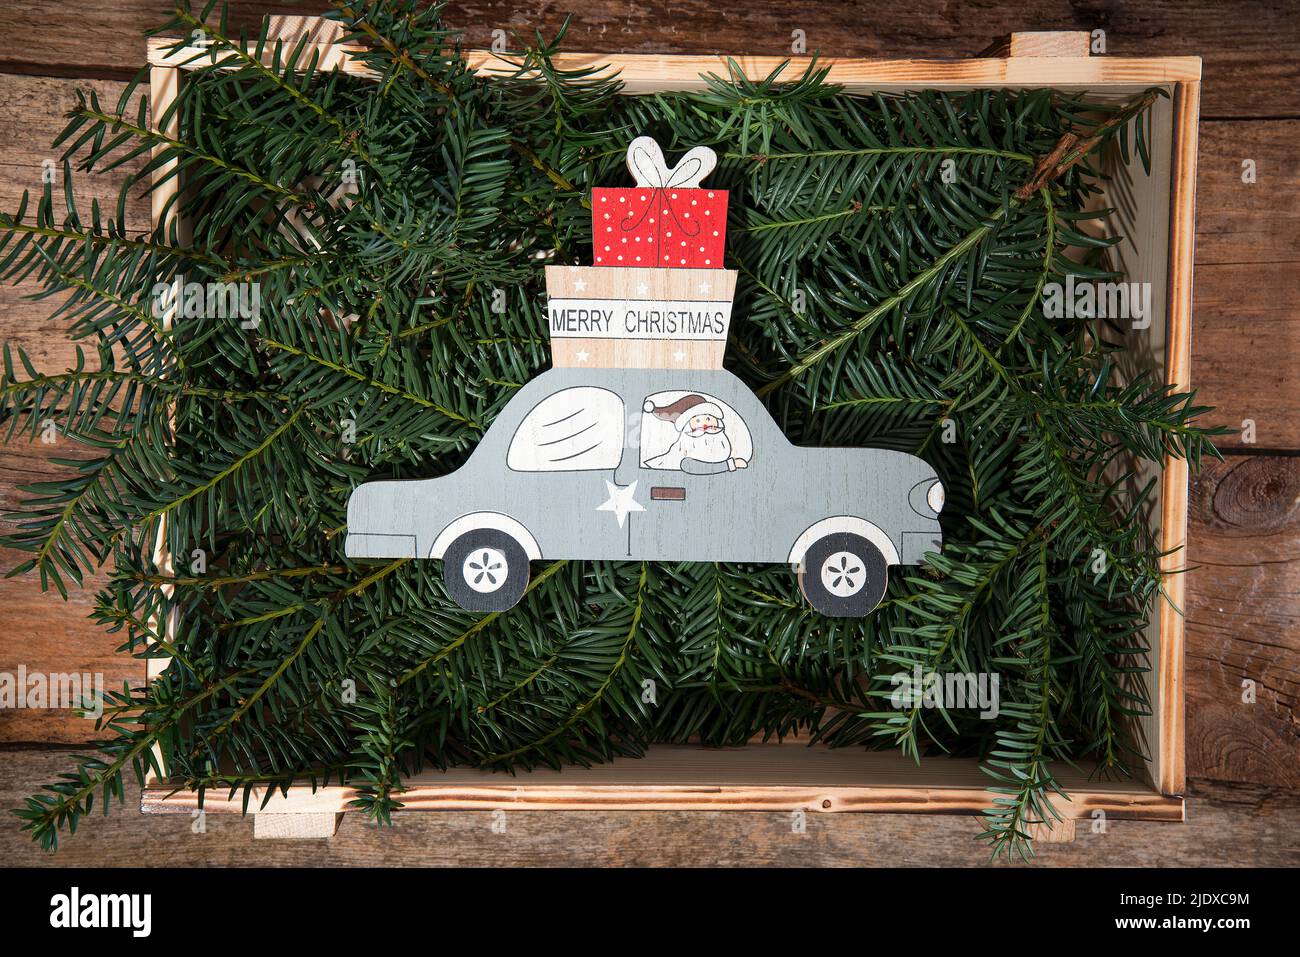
[1153,77,1201,798]
[139,23,1198,822]
[144,36,1202,86]
[143,779,1184,822]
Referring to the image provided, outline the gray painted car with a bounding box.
[346,366,943,616]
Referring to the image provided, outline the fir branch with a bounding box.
[203,558,408,745]
[0,213,222,266]
[69,101,307,203]
[261,337,481,429]
[398,559,569,684]
[139,403,308,526]
[758,205,1009,398]
[483,561,647,765]
[171,5,383,174]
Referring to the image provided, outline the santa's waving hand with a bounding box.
[643,394,749,473]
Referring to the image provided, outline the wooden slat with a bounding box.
[1190,119,1300,450]
[0,1,1293,117]
[2,749,1293,865]
[983,31,1092,58]
[1023,816,1077,843]
[146,38,1203,88]
[1155,78,1200,795]
[253,813,342,839]
[263,14,344,46]
[1185,454,1300,789]
[1008,32,1090,57]
[0,75,148,744]
[138,746,1182,821]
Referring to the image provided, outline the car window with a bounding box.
[639,390,753,473]
[507,387,625,472]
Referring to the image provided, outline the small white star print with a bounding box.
[673,349,686,362]
[597,480,645,527]
[575,349,590,363]
[636,283,648,295]
[574,279,586,292]
[698,281,711,295]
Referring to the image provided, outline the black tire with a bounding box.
[798,532,889,617]
[442,528,530,612]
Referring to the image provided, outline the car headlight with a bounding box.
[927,480,945,514]
[909,478,945,517]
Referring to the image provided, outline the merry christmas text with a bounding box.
[547,298,729,340]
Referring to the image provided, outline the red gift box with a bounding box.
[592,186,729,269]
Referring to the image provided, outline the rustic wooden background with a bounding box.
[0,0,1296,866]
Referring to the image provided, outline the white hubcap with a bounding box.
[821,551,866,597]
[463,547,509,593]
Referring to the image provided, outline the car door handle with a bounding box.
[650,486,685,501]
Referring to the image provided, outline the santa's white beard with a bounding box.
[676,428,731,463]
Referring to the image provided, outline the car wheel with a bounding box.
[442,529,530,612]
[798,532,889,617]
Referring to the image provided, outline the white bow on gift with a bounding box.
[625,136,717,189]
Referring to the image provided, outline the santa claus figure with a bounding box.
[643,394,749,474]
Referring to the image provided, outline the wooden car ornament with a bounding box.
[346,137,944,616]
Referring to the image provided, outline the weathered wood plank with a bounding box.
[0,748,1295,865]
[1185,454,1300,788]
[0,1,1296,117]
[1189,119,1300,450]
[0,75,147,745]
[0,446,124,745]
[253,812,343,839]
[0,74,148,373]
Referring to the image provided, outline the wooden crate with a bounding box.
[138,20,1199,840]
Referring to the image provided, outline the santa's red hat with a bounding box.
[643,394,724,432]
